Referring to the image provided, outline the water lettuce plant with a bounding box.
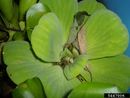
[0,0,130,97]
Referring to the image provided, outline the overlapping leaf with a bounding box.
[26,3,49,41]
[31,12,64,62]
[88,55,130,91]
[3,41,52,84]
[83,9,129,59]
[38,66,80,98]
[3,41,81,98]
[39,0,78,43]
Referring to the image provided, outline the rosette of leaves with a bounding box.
[2,0,130,98]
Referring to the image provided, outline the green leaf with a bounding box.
[26,3,49,41]
[3,41,52,84]
[19,0,37,20]
[39,0,78,43]
[64,55,88,80]
[12,32,24,41]
[31,12,64,62]
[78,0,106,15]
[88,55,130,91]
[0,0,15,21]
[68,82,121,98]
[84,9,129,59]
[38,66,81,98]
[12,77,46,98]
[0,0,19,29]
[3,41,81,98]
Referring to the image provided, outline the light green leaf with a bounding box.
[3,41,52,84]
[68,82,121,98]
[31,12,64,62]
[64,55,88,80]
[26,3,49,41]
[88,55,130,91]
[39,0,78,43]
[3,41,81,98]
[38,66,81,98]
[84,9,129,59]
[78,0,106,15]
